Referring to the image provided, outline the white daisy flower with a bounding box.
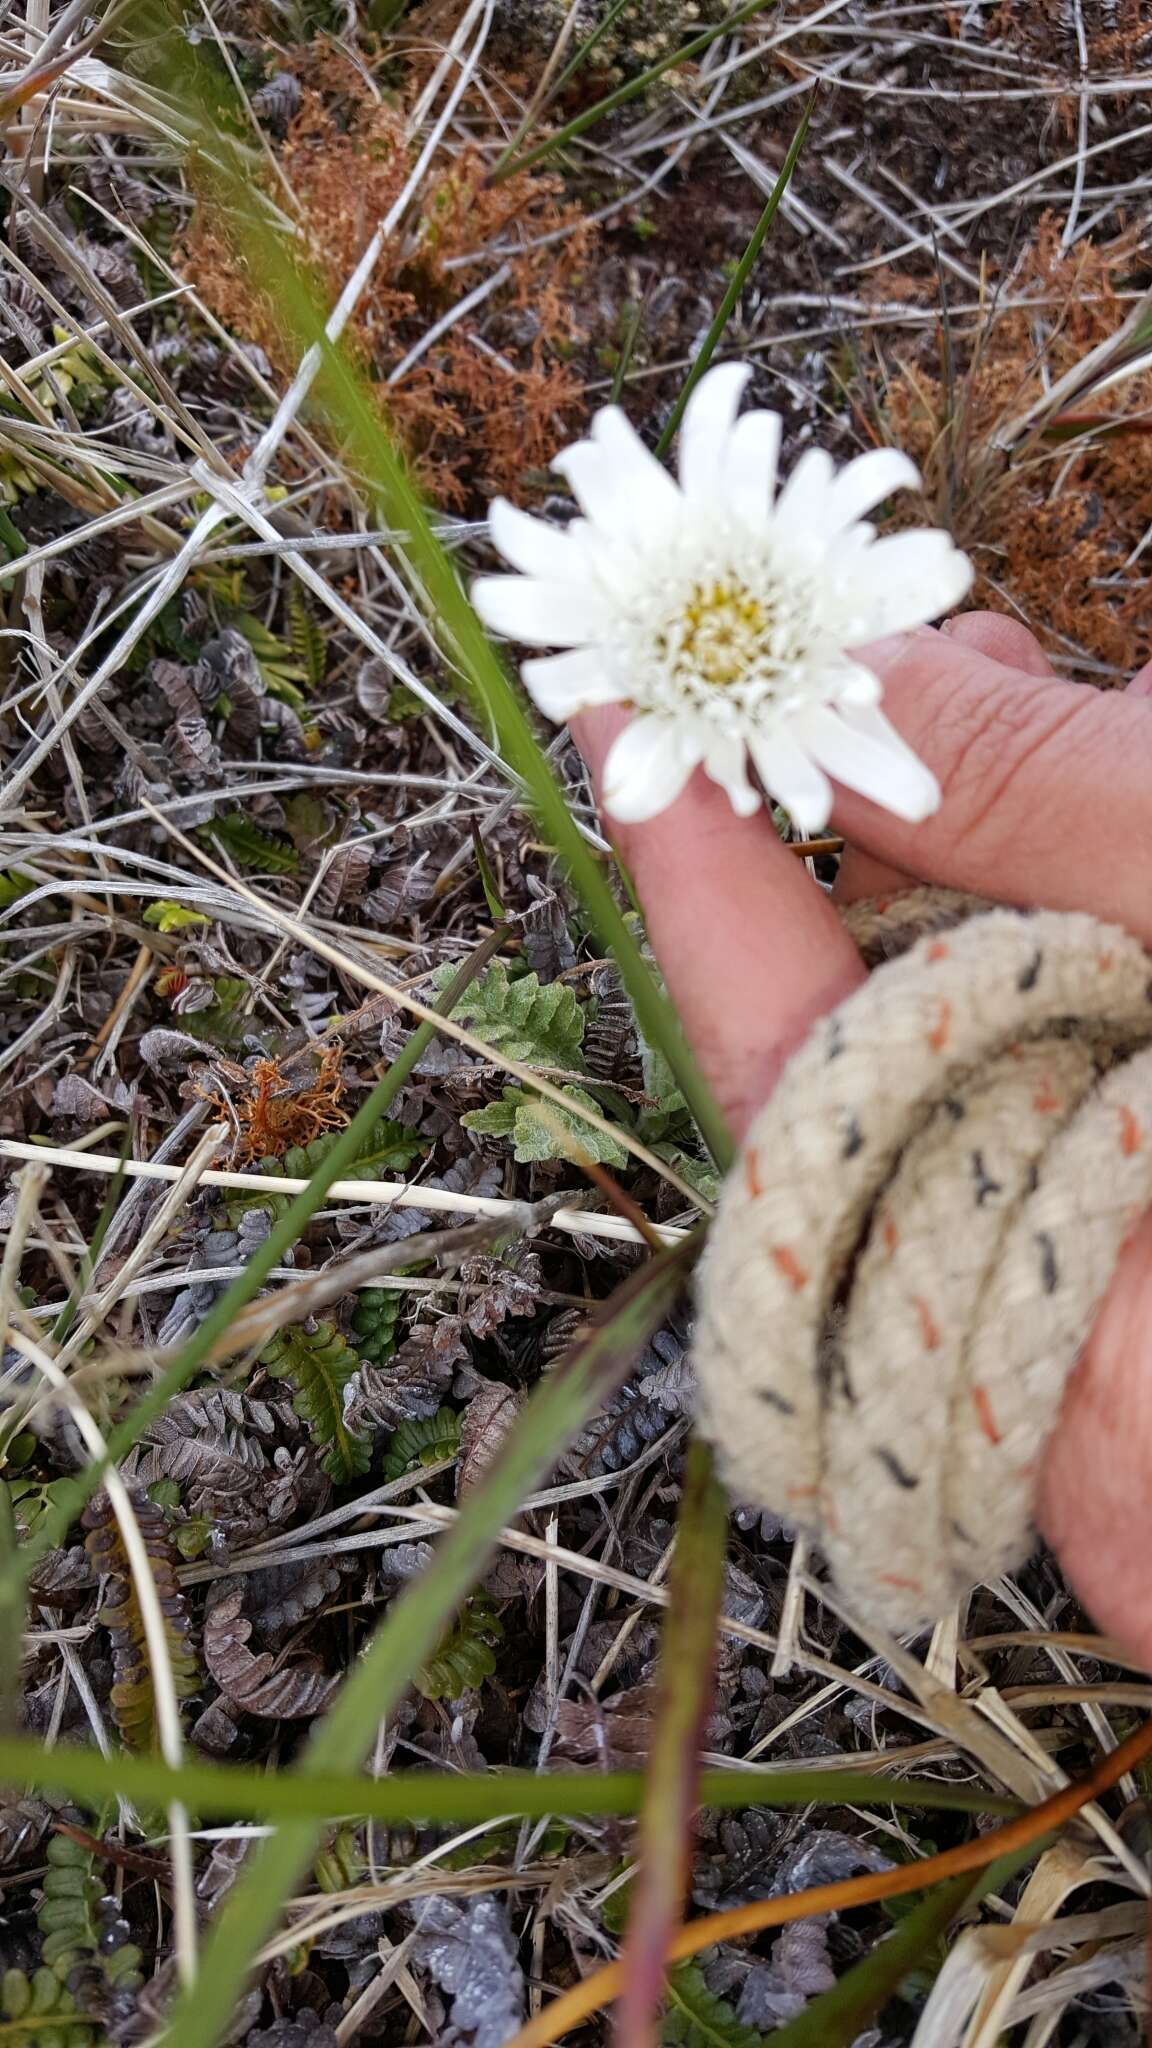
[472,362,972,830]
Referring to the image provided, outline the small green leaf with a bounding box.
[435,958,585,1070]
[463,1085,628,1166]
[417,1593,502,1701]
[350,1285,406,1365]
[231,610,310,710]
[662,1964,766,2048]
[287,585,328,689]
[282,1116,425,1181]
[142,900,211,933]
[0,869,34,911]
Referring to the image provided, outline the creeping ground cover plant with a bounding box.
[474,362,973,829]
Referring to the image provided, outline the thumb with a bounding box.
[833,632,1152,939]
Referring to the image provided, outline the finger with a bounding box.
[829,633,1152,938]
[835,614,1056,906]
[1038,1209,1152,1664]
[941,610,1058,676]
[572,707,864,1137]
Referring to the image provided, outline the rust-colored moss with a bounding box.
[183,45,593,508]
[197,1042,346,1164]
[877,222,1152,675]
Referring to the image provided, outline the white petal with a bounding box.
[722,409,782,529]
[702,732,760,816]
[678,362,752,502]
[488,498,585,581]
[837,696,940,779]
[556,406,681,546]
[823,447,919,535]
[601,716,705,823]
[790,701,940,821]
[831,660,882,707]
[579,521,646,602]
[773,447,835,538]
[834,529,973,639]
[749,731,833,833]
[521,649,620,721]
[472,575,610,647]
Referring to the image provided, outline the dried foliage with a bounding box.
[882,222,1152,672]
[184,52,592,508]
[81,1492,200,1752]
[202,1578,338,1721]
[409,1895,525,2046]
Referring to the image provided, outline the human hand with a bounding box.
[574,612,1152,1662]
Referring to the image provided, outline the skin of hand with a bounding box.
[573,613,1152,1665]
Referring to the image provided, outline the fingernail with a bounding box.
[1126,662,1152,698]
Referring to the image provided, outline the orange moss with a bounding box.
[183,46,593,508]
[197,1042,346,1164]
[879,222,1152,674]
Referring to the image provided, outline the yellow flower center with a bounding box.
[673,578,771,688]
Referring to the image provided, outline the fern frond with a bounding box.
[662,1965,766,2048]
[380,1406,461,1482]
[1,1965,95,2047]
[417,1593,503,1701]
[350,1286,405,1366]
[196,813,300,875]
[36,1833,144,1991]
[230,610,309,710]
[260,1321,370,1482]
[286,585,327,688]
[82,1493,200,1754]
[282,1115,425,1182]
[436,959,585,1069]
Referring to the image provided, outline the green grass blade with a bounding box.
[157,1233,699,2048]
[491,0,778,184]
[0,1736,1022,1824]
[655,98,813,458]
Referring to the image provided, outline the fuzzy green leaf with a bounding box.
[435,958,585,1069]
[662,1966,766,2048]
[260,1322,370,1482]
[463,1085,627,1166]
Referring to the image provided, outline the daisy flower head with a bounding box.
[472,363,973,831]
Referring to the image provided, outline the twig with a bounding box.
[0,1140,687,1249]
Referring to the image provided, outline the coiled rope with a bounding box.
[693,889,1152,1629]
